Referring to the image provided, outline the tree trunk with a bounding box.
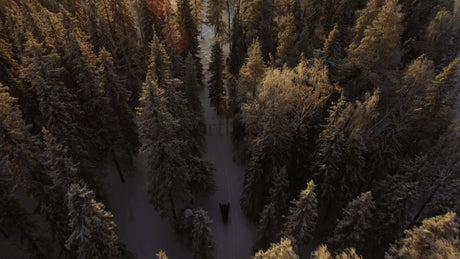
[410,182,442,226]
[112,148,125,183]
[169,191,177,221]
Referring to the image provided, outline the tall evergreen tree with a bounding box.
[253,168,290,251]
[0,85,47,256]
[65,183,121,258]
[208,38,226,114]
[0,83,40,195]
[177,0,203,85]
[275,13,298,67]
[0,172,49,258]
[98,48,139,166]
[237,39,265,101]
[386,212,460,258]
[328,192,375,255]
[343,0,404,98]
[137,32,193,220]
[192,209,215,259]
[39,129,79,250]
[156,250,169,259]
[135,0,159,55]
[242,0,275,59]
[253,238,299,259]
[282,180,318,246]
[311,245,362,259]
[206,0,227,38]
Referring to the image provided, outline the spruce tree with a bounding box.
[177,0,203,85]
[135,0,159,54]
[412,58,460,148]
[208,37,226,114]
[322,24,343,60]
[238,40,265,102]
[65,183,121,258]
[386,212,460,258]
[328,192,375,255]
[0,83,40,195]
[229,5,246,74]
[0,135,48,258]
[98,48,139,165]
[282,180,318,246]
[242,0,275,60]
[343,0,404,98]
[137,33,191,221]
[253,238,299,259]
[348,0,404,72]
[275,14,298,67]
[206,0,227,38]
[253,168,290,251]
[314,90,379,208]
[39,129,79,249]
[184,54,203,114]
[425,8,454,62]
[156,250,169,259]
[311,245,362,259]
[192,209,215,259]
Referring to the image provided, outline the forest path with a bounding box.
[103,25,254,259]
[195,24,256,259]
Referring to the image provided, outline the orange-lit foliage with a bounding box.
[146,0,169,18]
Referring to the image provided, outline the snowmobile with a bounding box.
[219,202,230,224]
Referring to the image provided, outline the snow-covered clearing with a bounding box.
[103,24,255,259]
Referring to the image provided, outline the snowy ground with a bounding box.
[103,24,255,259]
[195,25,256,259]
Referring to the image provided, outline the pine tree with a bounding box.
[39,129,79,249]
[135,0,159,54]
[311,245,362,259]
[242,0,275,59]
[208,37,227,114]
[412,58,460,148]
[184,54,203,114]
[192,209,215,259]
[322,24,343,60]
[348,0,403,72]
[0,153,48,258]
[237,40,265,102]
[343,0,404,98]
[206,0,227,38]
[191,0,206,26]
[425,8,454,62]
[98,48,139,165]
[0,83,40,195]
[282,180,318,246]
[275,14,298,67]
[386,212,460,258]
[328,192,375,255]
[65,183,121,258]
[177,0,203,85]
[253,168,290,251]
[229,5,246,75]
[372,170,417,252]
[137,33,191,221]
[314,90,379,208]
[253,238,299,259]
[156,250,169,259]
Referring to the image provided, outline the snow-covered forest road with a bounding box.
[195,24,256,259]
[103,24,255,259]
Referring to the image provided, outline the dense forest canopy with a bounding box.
[1,0,460,258]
